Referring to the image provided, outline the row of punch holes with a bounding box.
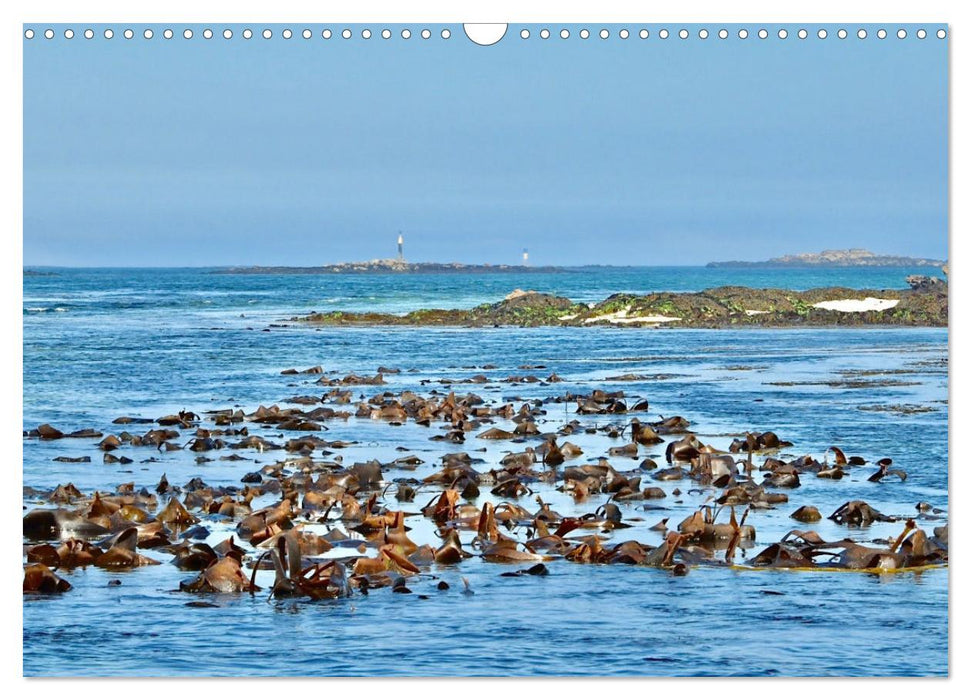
[24,26,949,42]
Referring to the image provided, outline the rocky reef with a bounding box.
[906,275,948,292]
[292,284,948,329]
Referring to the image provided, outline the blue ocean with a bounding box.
[22,266,948,677]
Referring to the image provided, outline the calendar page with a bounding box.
[21,21,949,678]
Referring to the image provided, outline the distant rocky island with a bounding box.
[217,259,565,275]
[707,249,946,268]
[216,249,948,274]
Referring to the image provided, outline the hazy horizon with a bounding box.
[24,24,948,267]
[23,249,948,271]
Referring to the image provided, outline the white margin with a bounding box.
[2,0,963,697]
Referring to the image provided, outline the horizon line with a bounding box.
[22,262,707,270]
[22,262,947,271]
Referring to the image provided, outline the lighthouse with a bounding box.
[522,248,529,266]
[397,233,404,262]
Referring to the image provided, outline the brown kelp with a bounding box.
[23,376,947,608]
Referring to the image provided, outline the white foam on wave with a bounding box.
[25,306,69,313]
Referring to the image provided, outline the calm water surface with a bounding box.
[23,268,948,676]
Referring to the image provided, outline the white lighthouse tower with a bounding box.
[397,232,404,261]
[522,248,529,266]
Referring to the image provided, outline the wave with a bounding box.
[24,306,69,314]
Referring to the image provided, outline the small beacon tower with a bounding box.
[522,248,529,266]
[397,233,404,262]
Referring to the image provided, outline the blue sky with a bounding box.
[24,24,948,266]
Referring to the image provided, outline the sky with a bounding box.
[23,23,949,267]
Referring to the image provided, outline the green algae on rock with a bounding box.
[292,284,947,329]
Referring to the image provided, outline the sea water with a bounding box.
[22,267,948,676]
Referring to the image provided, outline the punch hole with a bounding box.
[143,29,153,39]
[757,28,768,39]
[718,29,728,39]
[817,29,827,39]
[937,29,947,39]
[877,29,887,39]
[838,29,847,39]
[441,29,451,39]
[263,29,272,39]
[897,29,907,39]
[401,28,411,39]
[124,29,134,39]
[659,29,669,39]
[383,29,392,39]
[104,29,114,39]
[322,29,332,39]
[24,28,34,39]
[600,29,609,39]
[798,29,808,39]
[560,29,569,39]
[163,29,173,39]
[243,29,253,39]
[917,29,927,39]
[520,29,530,39]
[363,29,373,39]
[302,29,312,39]
[858,29,867,39]
[619,29,629,39]
[64,29,75,39]
[464,23,507,46]
[421,29,431,39]
[540,29,550,40]
[738,29,748,39]
[698,29,709,39]
[580,29,589,39]
[282,29,293,39]
[679,29,689,39]
[778,29,788,39]
[85,29,94,39]
[203,29,213,39]
[223,29,233,40]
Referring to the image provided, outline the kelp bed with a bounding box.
[23,366,948,600]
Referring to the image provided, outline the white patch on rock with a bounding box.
[582,308,681,325]
[812,298,900,313]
